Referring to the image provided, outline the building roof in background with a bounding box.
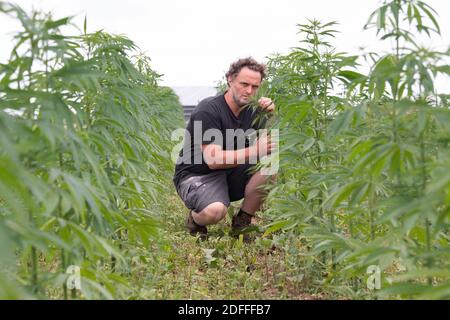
[170,86,218,106]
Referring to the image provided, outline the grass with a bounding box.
[126,193,327,300]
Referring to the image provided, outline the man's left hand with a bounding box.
[258,97,275,113]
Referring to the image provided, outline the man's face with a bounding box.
[228,67,262,108]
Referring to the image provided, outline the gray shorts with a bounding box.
[174,164,255,213]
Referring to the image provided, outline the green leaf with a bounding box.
[263,220,291,237]
[327,109,354,138]
[45,17,71,30]
[302,137,315,153]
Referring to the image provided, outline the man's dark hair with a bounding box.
[225,57,266,86]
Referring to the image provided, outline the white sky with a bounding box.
[1,0,449,88]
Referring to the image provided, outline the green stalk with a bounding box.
[330,212,336,269]
[59,152,68,299]
[425,218,432,285]
[323,74,336,269]
[45,38,49,92]
[367,101,376,242]
[369,178,375,241]
[61,250,68,300]
[420,133,433,285]
[394,0,401,60]
[393,0,401,187]
[30,246,38,294]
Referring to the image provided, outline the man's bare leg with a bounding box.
[241,170,275,215]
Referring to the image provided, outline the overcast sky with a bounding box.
[1,0,449,87]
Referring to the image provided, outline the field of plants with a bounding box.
[0,0,449,299]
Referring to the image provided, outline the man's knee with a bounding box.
[200,202,228,224]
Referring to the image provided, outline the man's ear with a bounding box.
[227,75,235,87]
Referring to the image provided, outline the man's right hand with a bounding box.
[254,132,277,159]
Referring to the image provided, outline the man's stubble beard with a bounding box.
[232,92,249,108]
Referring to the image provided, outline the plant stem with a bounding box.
[31,246,38,294]
[61,249,68,300]
[369,178,376,241]
[420,133,433,285]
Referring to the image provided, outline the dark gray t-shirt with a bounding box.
[173,93,265,185]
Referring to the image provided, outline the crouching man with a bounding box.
[173,57,277,240]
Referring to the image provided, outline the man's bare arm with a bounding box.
[202,133,275,170]
[201,144,255,170]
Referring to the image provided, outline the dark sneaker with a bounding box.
[231,210,257,241]
[185,210,207,240]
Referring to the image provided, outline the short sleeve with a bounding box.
[190,110,222,146]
